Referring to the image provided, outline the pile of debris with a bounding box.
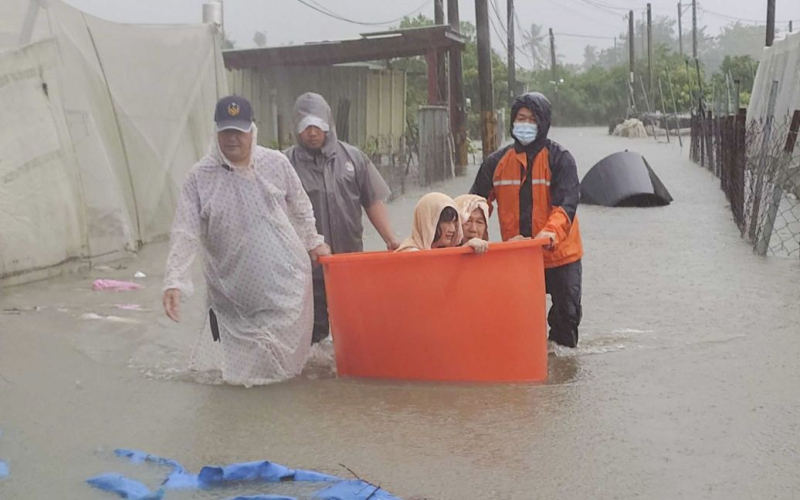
[612,119,649,138]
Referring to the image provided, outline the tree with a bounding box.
[222,33,236,50]
[719,55,758,92]
[709,54,759,108]
[583,46,598,69]
[393,15,510,139]
[642,16,678,52]
[253,31,267,48]
[700,23,765,72]
[521,23,548,70]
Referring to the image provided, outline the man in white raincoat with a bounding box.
[162,96,330,386]
[284,93,399,343]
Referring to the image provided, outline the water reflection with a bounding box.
[547,354,582,385]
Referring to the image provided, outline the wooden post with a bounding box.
[706,109,715,172]
[647,3,653,94]
[734,108,747,230]
[659,79,671,143]
[425,50,439,105]
[766,0,776,47]
[638,75,658,139]
[666,64,683,147]
[549,28,557,82]
[629,11,635,115]
[476,0,497,158]
[691,0,697,60]
[725,72,732,116]
[677,2,683,58]
[507,0,516,105]
[448,0,468,173]
[434,0,448,103]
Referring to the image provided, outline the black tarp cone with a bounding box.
[580,151,673,207]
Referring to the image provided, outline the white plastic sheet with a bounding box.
[165,135,324,386]
[747,31,800,122]
[0,0,226,284]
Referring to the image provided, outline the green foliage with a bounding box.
[390,15,762,129]
[740,91,751,107]
[222,33,236,50]
[394,15,508,139]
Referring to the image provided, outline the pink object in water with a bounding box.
[92,279,143,292]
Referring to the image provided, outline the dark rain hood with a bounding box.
[510,92,552,155]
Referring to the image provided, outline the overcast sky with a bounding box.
[64,0,800,66]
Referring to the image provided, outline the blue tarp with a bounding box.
[88,448,400,500]
[87,474,164,499]
[0,429,7,480]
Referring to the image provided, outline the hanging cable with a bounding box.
[293,0,432,27]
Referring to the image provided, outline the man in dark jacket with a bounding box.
[470,92,583,347]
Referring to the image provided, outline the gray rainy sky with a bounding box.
[64,0,800,66]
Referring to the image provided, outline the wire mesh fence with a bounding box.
[691,108,800,258]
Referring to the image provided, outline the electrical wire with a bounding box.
[293,0,432,27]
[698,5,794,25]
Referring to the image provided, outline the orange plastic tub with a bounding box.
[319,239,548,382]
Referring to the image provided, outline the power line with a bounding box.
[555,32,617,40]
[513,7,549,69]
[509,3,537,68]
[293,0,431,26]
[487,0,536,62]
[571,0,641,17]
[698,6,794,25]
[511,4,536,66]
[487,8,530,72]
[540,0,626,30]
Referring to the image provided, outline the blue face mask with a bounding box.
[513,122,538,146]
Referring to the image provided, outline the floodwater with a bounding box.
[1,128,799,499]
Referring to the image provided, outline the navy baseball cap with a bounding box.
[214,95,253,132]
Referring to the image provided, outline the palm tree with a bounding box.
[522,23,548,70]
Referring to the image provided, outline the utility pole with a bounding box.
[475,0,496,159]
[692,0,697,60]
[647,3,653,94]
[448,0,468,172]
[507,0,516,105]
[550,28,558,121]
[766,0,776,47]
[677,2,683,58]
[434,0,447,103]
[629,11,635,114]
[549,28,556,81]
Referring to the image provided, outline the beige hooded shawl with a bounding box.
[396,192,464,252]
[454,194,490,242]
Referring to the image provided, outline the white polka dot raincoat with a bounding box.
[164,126,325,386]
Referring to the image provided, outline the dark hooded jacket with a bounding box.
[469,92,583,268]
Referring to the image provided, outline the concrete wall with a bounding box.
[227,65,406,154]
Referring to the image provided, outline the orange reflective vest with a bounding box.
[474,144,583,269]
